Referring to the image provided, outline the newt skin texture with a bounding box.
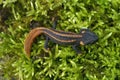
[24,27,98,58]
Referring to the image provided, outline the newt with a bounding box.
[24,21,98,58]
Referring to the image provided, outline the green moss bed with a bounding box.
[0,0,120,80]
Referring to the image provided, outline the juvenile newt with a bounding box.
[24,27,98,57]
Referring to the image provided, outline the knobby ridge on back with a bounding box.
[24,20,98,58]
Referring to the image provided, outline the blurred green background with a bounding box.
[0,0,120,80]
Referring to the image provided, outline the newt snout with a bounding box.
[80,29,98,45]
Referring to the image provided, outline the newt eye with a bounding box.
[80,41,84,45]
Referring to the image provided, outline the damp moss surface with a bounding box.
[0,0,120,80]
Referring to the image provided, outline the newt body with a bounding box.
[24,27,98,57]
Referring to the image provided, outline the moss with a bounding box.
[0,0,120,80]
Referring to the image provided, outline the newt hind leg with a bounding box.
[44,36,51,53]
[52,17,57,29]
[44,18,57,51]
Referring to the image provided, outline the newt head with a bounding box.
[79,29,98,45]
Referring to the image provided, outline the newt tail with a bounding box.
[24,27,44,57]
